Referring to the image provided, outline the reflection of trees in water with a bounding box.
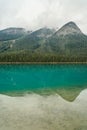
[0,64,87,101]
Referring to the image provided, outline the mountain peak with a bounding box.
[65,21,77,26]
[55,21,82,36]
[31,27,55,38]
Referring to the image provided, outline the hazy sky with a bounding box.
[0,0,87,34]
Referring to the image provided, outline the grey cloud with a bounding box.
[0,0,87,34]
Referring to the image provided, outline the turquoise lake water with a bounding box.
[0,64,87,93]
[0,64,87,130]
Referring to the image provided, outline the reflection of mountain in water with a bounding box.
[0,89,87,130]
[51,87,86,102]
[0,65,87,101]
[1,86,86,102]
[30,86,87,102]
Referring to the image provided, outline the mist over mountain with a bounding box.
[0,28,29,41]
[46,21,87,56]
[55,22,82,36]
[0,21,87,62]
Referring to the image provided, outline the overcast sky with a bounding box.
[0,0,87,34]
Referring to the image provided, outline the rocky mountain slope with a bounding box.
[0,21,87,62]
[46,22,87,56]
[0,28,28,41]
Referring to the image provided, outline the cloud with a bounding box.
[0,0,87,34]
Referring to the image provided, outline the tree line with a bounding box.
[0,52,87,62]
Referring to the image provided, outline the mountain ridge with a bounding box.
[0,27,29,41]
[0,21,87,62]
[55,21,82,36]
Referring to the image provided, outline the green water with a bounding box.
[0,64,87,94]
[0,65,87,130]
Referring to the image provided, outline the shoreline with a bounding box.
[0,62,87,65]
